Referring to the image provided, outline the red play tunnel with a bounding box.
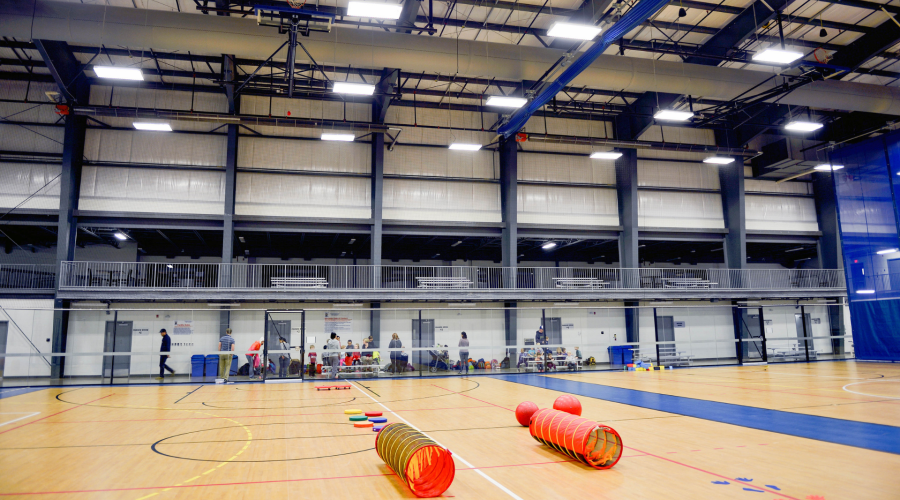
[528,408,623,469]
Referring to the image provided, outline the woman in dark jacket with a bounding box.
[458,332,469,375]
[388,333,403,373]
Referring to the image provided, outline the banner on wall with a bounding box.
[324,312,353,336]
[173,320,193,335]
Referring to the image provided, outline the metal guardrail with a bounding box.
[0,264,57,290]
[58,262,846,292]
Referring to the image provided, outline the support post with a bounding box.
[222,55,239,284]
[616,149,639,343]
[500,136,518,288]
[372,68,396,288]
[719,161,746,271]
[814,169,846,354]
[504,301,517,359]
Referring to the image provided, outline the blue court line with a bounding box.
[491,374,900,455]
[0,387,47,400]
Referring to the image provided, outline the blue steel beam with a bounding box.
[498,0,671,138]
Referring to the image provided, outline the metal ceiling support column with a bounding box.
[499,136,518,288]
[222,54,239,277]
[505,301,517,359]
[372,68,397,288]
[34,40,88,379]
[370,302,381,351]
[717,131,746,271]
[814,169,846,354]
[616,149,639,343]
[396,0,421,34]
[618,91,680,141]
[683,0,788,66]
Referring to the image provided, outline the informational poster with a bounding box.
[324,312,353,336]
[173,320,193,335]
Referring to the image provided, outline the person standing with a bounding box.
[388,333,402,373]
[218,328,236,383]
[458,332,469,375]
[277,336,290,378]
[326,332,341,379]
[247,337,262,379]
[157,329,175,380]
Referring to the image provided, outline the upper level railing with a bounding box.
[0,264,57,290]
[58,262,846,293]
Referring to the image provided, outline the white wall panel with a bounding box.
[385,106,485,130]
[84,130,227,166]
[638,160,720,189]
[241,95,371,122]
[522,116,613,138]
[79,166,225,214]
[238,137,370,173]
[385,146,494,179]
[518,153,615,184]
[0,124,63,154]
[745,179,812,195]
[639,191,724,228]
[0,163,61,210]
[638,126,716,145]
[383,179,500,222]
[89,86,227,113]
[236,172,370,218]
[518,185,618,226]
[0,80,58,102]
[746,194,819,231]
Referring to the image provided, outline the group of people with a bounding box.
[319,333,379,379]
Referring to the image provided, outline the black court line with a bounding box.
[173,385,204,404]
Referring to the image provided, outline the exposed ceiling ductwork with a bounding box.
[3,1,900,116]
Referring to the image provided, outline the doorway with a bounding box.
[103,321,133,381]
[655,315,675,363]
[545,317,562,345]
[794,313,812,361]
[412,319,435,369]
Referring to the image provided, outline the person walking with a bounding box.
[326,332,341,379]
[388,333,402,373]
[277,336,290,378]
[458,332,469,375]
[247,337,262,379]
[157,329,175,380]
[218,328,235,383]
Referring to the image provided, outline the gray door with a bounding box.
[412,319,435,368]
[546,317,562,346]
[103,321,133,378]
[0,322,7,379]
[740,310,764,360]
[889,259,900,291]
[655,316,675,363]
[794,313,812,361]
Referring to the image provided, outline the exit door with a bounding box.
[412,319,435,369]
[103,321,133,379]
[0,322,7,379]
[655,316,675,363]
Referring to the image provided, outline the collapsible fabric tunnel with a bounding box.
[528,408,623,470]
[375,423,455,498]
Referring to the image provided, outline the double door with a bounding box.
[103,321,133,381]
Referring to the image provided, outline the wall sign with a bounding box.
[562,323,574,330]
[133,327,149,336]
[173,320,193,335]
[674,321,686,328]
[324,312,353,335]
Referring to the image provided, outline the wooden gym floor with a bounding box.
[1,361,898,499]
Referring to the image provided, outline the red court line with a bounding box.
[0,456,590,496]
[624,445,800,500]
[33,405,494,424]
[0,394,112,436]
[431,384,514,411]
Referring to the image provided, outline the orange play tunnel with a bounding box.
[529,408,623,469]
[375,423,455,497]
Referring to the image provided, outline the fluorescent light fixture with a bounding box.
[654,110,694,121]
[542,242,557,250]
[447,302,478,307]
[348,238,356,244]
[207,303,241,307]
[785,120,823,132]
[347,1,403,19]
[332,82,376,95]
[449,143,481,151]
[93,65,144,81]
[321,133,355,141]
[857,289,876,294]
[166,264,174,269]
[333,303,363,307]
[133,122,172,132]
[703,156,735,164]
[876,248,899,255]
[752,48,803,64]
[113,232,127,241]
[590,151,623,160]
[238,236,245,243]
[485,96,528,108]
[814,164,844,171]
[547,22,602,40]
[451,240,463,247]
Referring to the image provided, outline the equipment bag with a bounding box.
[587,356,596,365]
[237,363,250,376]
[289,359,301,375]
[500,356,510,369]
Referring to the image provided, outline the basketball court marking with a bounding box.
[0,412,40,427]
[843,380,900,399]
[493,374,900,454]
[349,380,525,500]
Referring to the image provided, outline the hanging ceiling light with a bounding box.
[590,151,623,160]
[542,242,557,250]
[703,156,735,164]
[546,22,602,40]
[93,66,144,81]
[449,143,482,151]
[346,1,403,19]
[485,96,528,108]
[752,48,804,64]
[654,109,694,121]
[814,164,843,171]
[332,82,376,95]
[321,133,355,141]
[133,122,172,131]
[784,120,824,132]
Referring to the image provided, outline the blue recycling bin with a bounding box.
[190,355,205,379]
[607,346,633,368]
[205,354,219,379]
